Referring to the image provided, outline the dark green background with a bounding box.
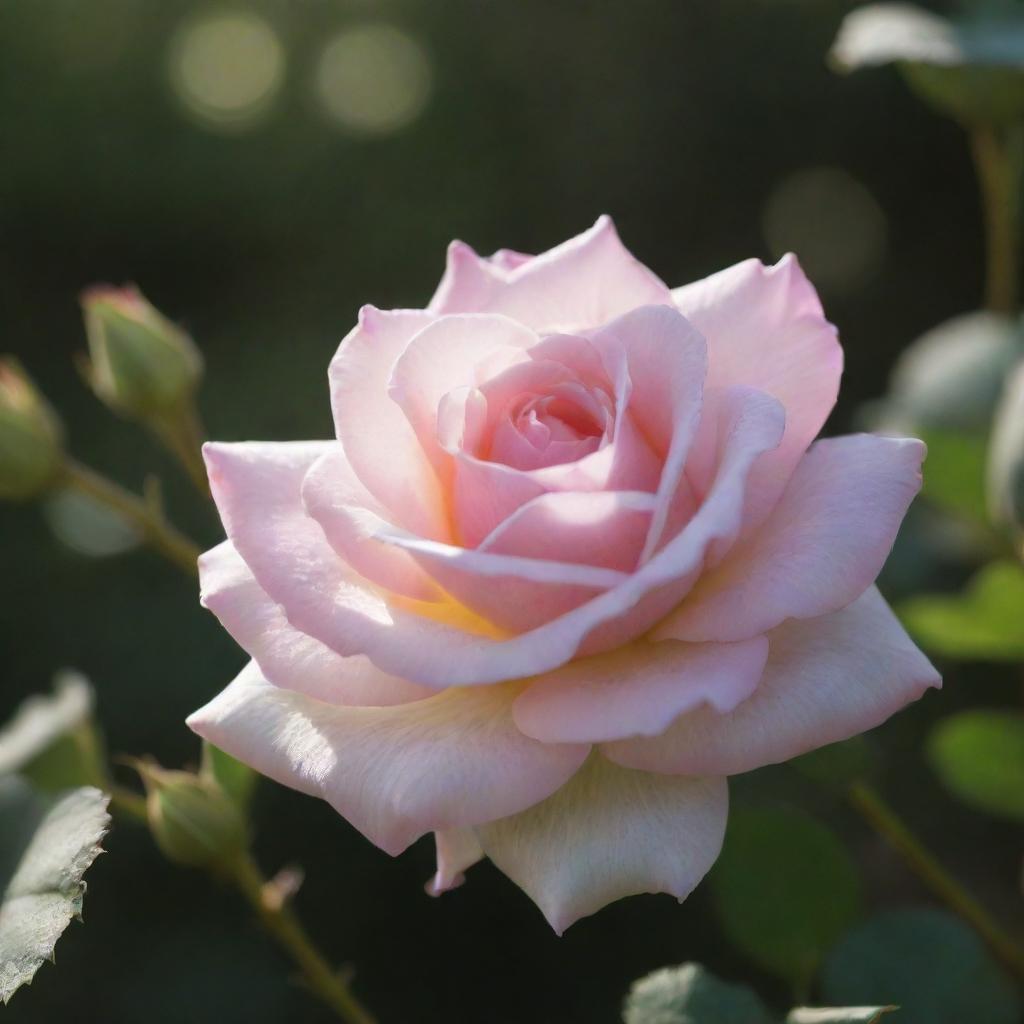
[1,1,1017,1022]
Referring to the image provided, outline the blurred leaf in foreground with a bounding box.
[710,806,861,985]
[988,360,1024,535]
[0,673,107,792]
[873,313,1020,437]
[821,908,1020,1024]
[830,3,1024,124]
[622,962,772,1024]
[0,778,110,1003]
[929,709,1024,820]
[899,560,1024,660]
[787,1009,897,1023]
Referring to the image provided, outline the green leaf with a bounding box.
[0,778,110,1003]
[830,4,1024,124]
[822,909,1020,1024]
[899,561,1024,660]
[0,673,107,792]
[787,1009,897,1023]
[622,962,772,1024]
[200,741,256,811]
[928,710,1024,820]
[919,430,990,526]
[710,806,861,984]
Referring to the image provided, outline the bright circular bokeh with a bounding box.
[315,23,432,136]
[761,166,888,296]
[168,10,285,133]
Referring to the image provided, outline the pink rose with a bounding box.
[188,217,939,932]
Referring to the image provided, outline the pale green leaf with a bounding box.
[928,710,1024,819]
[0,778,110,1003]
[899,561,1024,660]
[622,962,772,1024]
[0,673,107,791]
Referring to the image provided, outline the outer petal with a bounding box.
[427,829,484,896]
[388,314,538,473]
[477,755,728,933]
[301,443,440,601]
[674,254,843,526]
[429,215,673,332]
[512,637,769,744]
[654,434,926,643]
[605,587,941,777]
[187,663,590,855]
[199,540,433,706]
[329,307,448,540]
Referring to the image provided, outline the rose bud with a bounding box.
[0,358,64,501]
[80,285,202,423]
[137,762,246,871]
[188,217,939,932]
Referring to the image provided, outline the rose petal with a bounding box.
[655,434,925,643]
[388,313,538,474]
[674,254,843,527]
[301,443,440,601]
[359,508,628,633]
[479,490,656,572]
[203,390,779,688]
[605,586,940,776]
[512,636,769,744]
[477,755,727,933]
[199,540,433,706]
[187,662,590,855]
[427,829,484,896]
[328,306,448,540]
[589,305,707,560]
[429,215,672,332]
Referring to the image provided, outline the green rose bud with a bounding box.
[0,358,64,500]
[138,762,246,871]
[80,285,203,421]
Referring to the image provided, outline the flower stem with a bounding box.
[971,123,1023,315]
[60,458,201,577]
[849,781,1024,980]
[231,853,378,1024]
[110,787,377,1022]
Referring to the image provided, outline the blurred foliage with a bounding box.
[821,909,1021,1023]
[928,710,1024,818]
[900,560,1024,659]
[710,807,862,986]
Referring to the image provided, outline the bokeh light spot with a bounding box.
[315,24,432,136]
[168,11,284,133]
[761,166,888,295]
